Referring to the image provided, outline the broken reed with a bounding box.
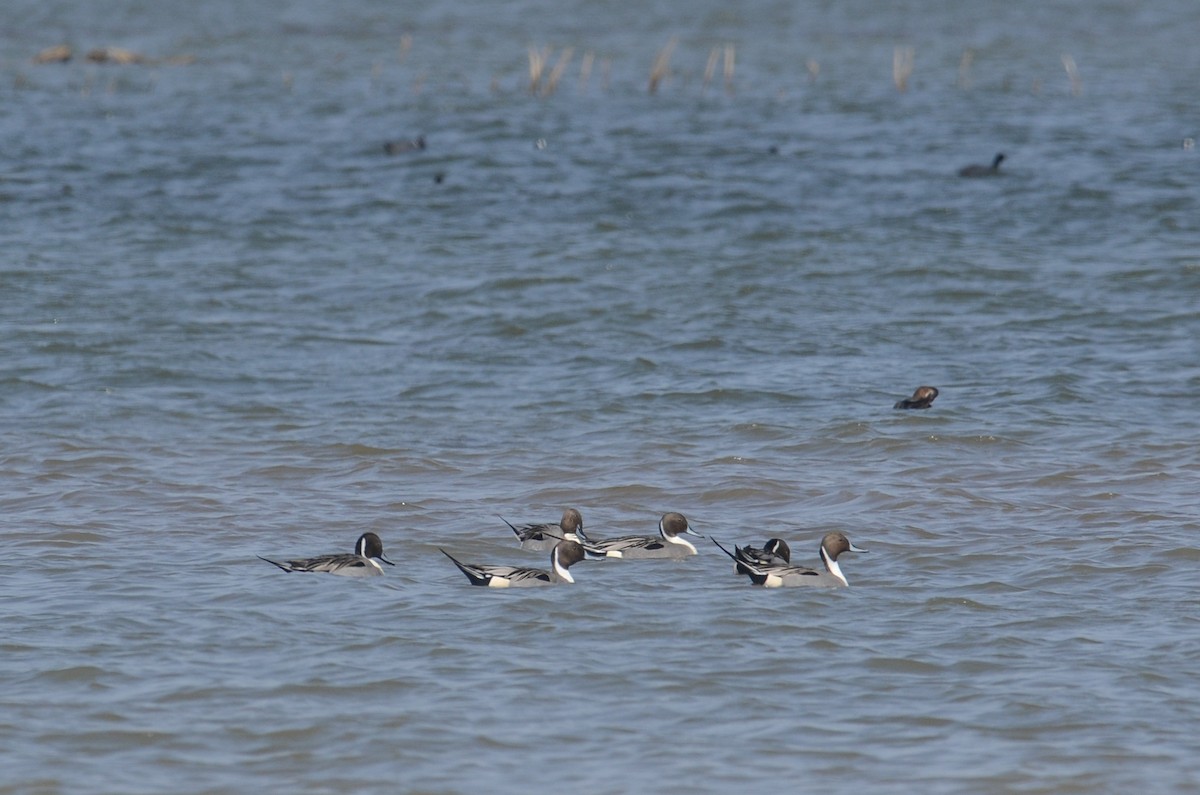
[702,44,735,94]
[527,45,548,93]
[373,37,1087,99]
[893,45,914,92]
[957,48,974,89]
[542,47,574,96]
[648,36,676,94]
[1061,53,1081,96]
[528,46,599,96]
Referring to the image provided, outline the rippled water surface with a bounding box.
[3,1,1199,792]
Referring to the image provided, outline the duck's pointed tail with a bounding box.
[497,515,523,540]
[439,548,487,585]
[258,556,293,573]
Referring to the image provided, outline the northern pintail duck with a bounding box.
[958,153,1004,177]
[440,540,589,587]
[586,512,702,559]
[714,532,867,587]
[732,537,791,575]
[501,508,589,551]
[259,532,395,577]
[894,385,939,410]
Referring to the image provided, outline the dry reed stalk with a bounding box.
[957,49,974,89]
[648,36,677,94]
[542,47,574,96]
[527,45,549,93]
[1061,53,1082,96]
[806,58,820,82]
[703,46,720,92]
[723,44,735,94]
[579,51,594,93]
[893,45,914,92]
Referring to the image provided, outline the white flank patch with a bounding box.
[488,577,511,588]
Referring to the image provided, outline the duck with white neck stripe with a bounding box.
[258,532,395,577]
[440,540,592,587]
[714,532,867,587]
[584,512,702,559]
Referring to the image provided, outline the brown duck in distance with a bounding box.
[894,386,939,410]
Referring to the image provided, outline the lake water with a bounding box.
[2,1,1199,792]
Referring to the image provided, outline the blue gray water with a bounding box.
[3,1,1199,792]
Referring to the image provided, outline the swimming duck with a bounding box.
[586,513,702,559]
[501,508,589,551]
[894,386,939,410]
[259,532,395,576]
[958,153,1004,177]
[440,540,589,587]
[714,531,867,587]
[732,537,791,575]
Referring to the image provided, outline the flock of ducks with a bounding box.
[260,510,869,590]
[259,386,940,589]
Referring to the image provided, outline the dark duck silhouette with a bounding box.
[894,386,939,410]
[958,153,1004,177]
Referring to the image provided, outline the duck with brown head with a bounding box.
[714,531,868,587]
[440,540,592,588]
[500,508,588,551]
[894,386,939,410]
[585,513,703,559]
